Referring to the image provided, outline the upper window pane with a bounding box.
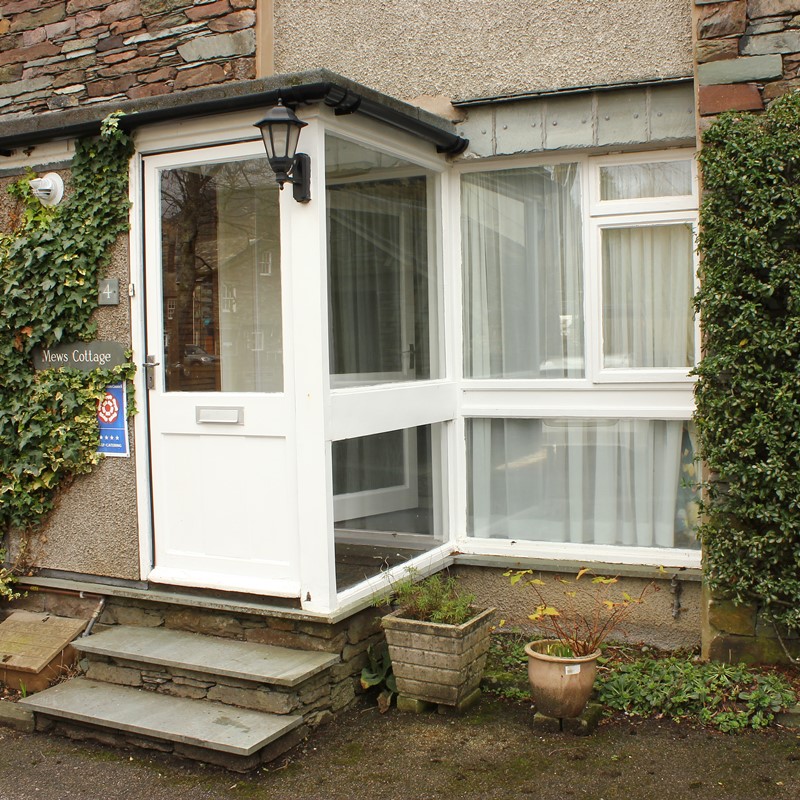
[326,136,438,387]
[599,161,692,201]
[159,158,282,393]
[602,223,695,369]
[462,165,584,379]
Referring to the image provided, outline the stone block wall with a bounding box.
[703,593,800,664]
[695,0,800,120]
[0,0,258,119]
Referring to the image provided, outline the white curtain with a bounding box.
[462,164,697,550]
[602,224,695,369]
[468,419,698,549]
[462,165,584,378]
[599,160,692,201]
[327,177,427,382]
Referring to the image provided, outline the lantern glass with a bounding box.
[254,102,310,197]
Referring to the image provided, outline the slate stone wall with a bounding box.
[0,0,257,119]
[696,0,800,120]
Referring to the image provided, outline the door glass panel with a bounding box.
[159,157,282,392]
[326,135,438,387]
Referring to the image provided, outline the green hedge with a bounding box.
[694,92,800,634]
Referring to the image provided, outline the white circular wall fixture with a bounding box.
[29,172,64,206]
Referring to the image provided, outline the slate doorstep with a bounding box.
[20,678,303,756]
[0,702,35,733]
[75,625,339,686]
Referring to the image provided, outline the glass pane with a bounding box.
[333,425,443,592]
[602,224,694,369]
[160,157,282,392]
[333,430,406,495]
[326,135,438,387]
[462,164,584,378]
[600,161,692,201]
[467,418,700,549]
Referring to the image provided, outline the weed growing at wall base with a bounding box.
[596,658,796,732]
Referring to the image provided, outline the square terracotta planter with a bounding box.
[382,607,495,706]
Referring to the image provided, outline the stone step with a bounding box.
[21,678,303,758]
[75,625,339,687]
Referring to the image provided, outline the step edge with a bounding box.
[75,641,339,687]
[21,680,305,757]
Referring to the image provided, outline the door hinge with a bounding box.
[128,283,135,297]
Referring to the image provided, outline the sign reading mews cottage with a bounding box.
[32,341,127,373]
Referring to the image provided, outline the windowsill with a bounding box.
[451,552,703,582]
[460,378,696,390]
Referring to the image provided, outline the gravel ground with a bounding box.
[0,696,798,800]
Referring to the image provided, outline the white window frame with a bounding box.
[453,148,701,568]
[589,212,700,384]
[319,116,459,610]
[590,150,699,217]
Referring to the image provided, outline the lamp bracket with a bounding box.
[289,153,311,203]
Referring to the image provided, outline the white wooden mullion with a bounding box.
[288,113,338,614]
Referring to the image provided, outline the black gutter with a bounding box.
[0,70,468,156]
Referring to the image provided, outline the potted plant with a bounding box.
[506,568,655,719]
[379,570,495,711]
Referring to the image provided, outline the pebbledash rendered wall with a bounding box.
[0,164,141,581]
[0,0,693,119]
[272,0,693,104]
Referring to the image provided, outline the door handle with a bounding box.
[144,355,160,389]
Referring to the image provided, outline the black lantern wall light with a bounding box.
[255,101,311,203]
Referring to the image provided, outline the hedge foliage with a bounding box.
[694,92,800,633]
[0,115,135,577]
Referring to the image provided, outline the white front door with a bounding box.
[143,143,299,596]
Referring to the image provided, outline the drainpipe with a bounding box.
[670,575,683,619]
[24,586,107,636]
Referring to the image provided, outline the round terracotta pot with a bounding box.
[524,640,601,719]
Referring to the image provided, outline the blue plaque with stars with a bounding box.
[97,381,129,458]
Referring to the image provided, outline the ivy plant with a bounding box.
[0,113,135,597]
[694,92,800,634]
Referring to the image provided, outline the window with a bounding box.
[460,152,699,556]
[159,157,282,393]
[467,418,700,550]
[332,423,445,592]
[600,222,695,371]
[326,135,439,387]
[461,164,584,379]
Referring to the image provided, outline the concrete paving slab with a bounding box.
[21,678,303,756]
[75,625,338,686]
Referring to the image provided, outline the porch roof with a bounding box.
[0,68,468,156]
